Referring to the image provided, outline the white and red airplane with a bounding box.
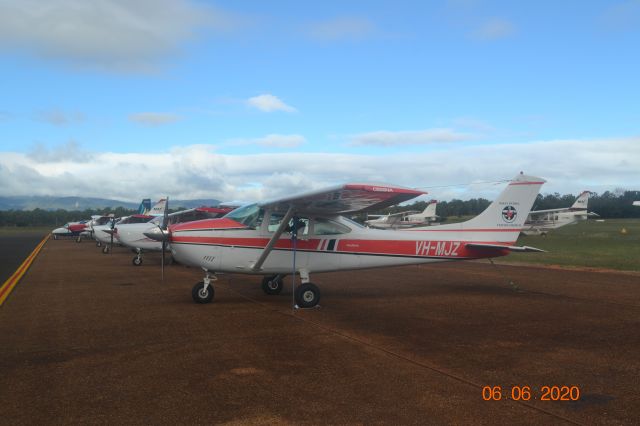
[521,190,598,236]
[114,205,234,265]
[94,198,161,251]
[145,173,545,308]
[365,199,439,229]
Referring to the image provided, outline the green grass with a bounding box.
[505,219,640,272]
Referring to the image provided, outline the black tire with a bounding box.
[261,275,284,295]
[96,241,102,247]
[102,245,110,254]
[192,282,214,304]
[132,256,142,266]
[294,283,321,308]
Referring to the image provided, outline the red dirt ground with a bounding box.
[1,239,639,425]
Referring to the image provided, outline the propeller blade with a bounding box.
[109,218,114,254]
[161,197,168,281]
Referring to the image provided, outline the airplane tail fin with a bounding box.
[423,200,437,218]
[570,191,590,210]
[423,173,545,242]
[138,199,151,215]
[149,198,168,216]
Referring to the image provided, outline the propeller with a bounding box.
[290,215,299,310]
[161,197,169,281]
[109,216,115,254]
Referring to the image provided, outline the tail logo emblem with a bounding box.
[501,205,517,223]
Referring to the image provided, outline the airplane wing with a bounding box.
[259,184,425,215]
[466,243,545,253]
[167,206,233,224]
[251,183,425,271]
[528,207,569,215]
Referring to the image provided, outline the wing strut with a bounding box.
[252,206,295,271]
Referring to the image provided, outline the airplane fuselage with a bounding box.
[169,215,517,275]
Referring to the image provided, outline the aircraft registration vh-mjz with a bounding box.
[145,173,546,308]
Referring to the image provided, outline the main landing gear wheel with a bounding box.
[96,241,102,247]
[102,245,110,254]
[294,283,321,308]
[132,256,142,266]
[261,275,284,295]
[192,282,215,304]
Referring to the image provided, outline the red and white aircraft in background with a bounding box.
[365,199,439,229]
[146,173,545,308]
[521,190,598,236]
[113,204,234,265]
[94,198,162,250]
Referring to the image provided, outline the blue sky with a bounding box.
[0,0,639,202]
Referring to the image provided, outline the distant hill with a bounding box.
[0,196,221,211]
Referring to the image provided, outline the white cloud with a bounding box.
[0,137,638,203]
[474,18,516,40]
[308,17,376,41]
[128,112,181,126]
[247,94,297,113]
[0,0,240,72]
[36,109,85,126]
[27,139,93,163]
[228,134,306,149]
[349,129,475,146]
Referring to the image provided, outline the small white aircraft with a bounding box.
[521,190,598,236]
[145,173,545,308]
[95,198,163,251]
[114,204,233,265]
[365,200,439,229]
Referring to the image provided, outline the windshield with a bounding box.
[224,203,263,228]
[341,216,365,229]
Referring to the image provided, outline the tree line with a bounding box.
[0,191,638,227]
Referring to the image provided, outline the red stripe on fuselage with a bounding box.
[170,235,515,259]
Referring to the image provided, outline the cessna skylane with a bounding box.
[145,173,545,308]
[521,190,598,236]
[365,200,439,229]
[114,204,233,265]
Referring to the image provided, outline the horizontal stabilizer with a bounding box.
[465,243,546,253]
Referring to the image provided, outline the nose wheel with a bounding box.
[132,249,143,266]
[261,275,284,295]
[192,271,217,303]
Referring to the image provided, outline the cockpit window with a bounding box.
[314,218,351,235]
[224,203,264,228]
[341,216,364,229]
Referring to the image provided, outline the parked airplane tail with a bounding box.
[149,198,168,216]
[421,173,545,242]
[570,191,590,210]
[138,199,151,215]
[423,200,437,218]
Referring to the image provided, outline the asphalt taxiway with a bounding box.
[1,238,638,424]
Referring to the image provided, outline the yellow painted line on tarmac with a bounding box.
[0,234,50,307]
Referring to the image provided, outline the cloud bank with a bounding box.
[1,137,638,204]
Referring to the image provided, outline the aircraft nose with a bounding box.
[144,226,169,242]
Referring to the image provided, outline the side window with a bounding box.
[268,213,309,236]
[314,218,351,235]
